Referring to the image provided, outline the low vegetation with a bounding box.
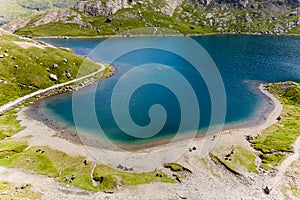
[199,158,219,177]
[0,181,41,200]
[252,82,300,170]
[0,33,101,106]
[0,146,175,192]
[284,158,300,199]
[210,145,258,174]
[92,164,175,191]
[9,0,300,37]
[0,110,25,139]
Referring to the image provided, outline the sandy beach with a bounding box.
[8,82,300,199]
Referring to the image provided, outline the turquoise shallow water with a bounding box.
[37,35,300,145]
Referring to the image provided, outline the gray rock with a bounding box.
[14,65,19,70]
[105,17,112,23]
[0,55,3,58]
[49,74,58,81]
[245,13,252,23]
[63,58,68,63]
[4,53,8,57]
[296,17,300,26]
[53,63,58,68]
[46,68,50,72]
[65,72,71,79]
[289,11,297,17]
[1,191,8,195]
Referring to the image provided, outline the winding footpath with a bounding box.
[0,64,106,115]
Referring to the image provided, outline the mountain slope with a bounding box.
[2,0,300,36]
[0,0,81,26]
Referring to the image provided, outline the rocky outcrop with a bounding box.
[74,0,132,16]
[2,18,31,33]
[195,0,299,8]
[32,9,84,27]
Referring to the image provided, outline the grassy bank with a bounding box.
[252,82,300,170]
[210,82,300,174]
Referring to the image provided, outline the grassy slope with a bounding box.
[0,0,78,25]
[252,82,300,170]
[0,181,41,199]
[12,0,300,37]
[211,145,258,174]
[0,34,101,106]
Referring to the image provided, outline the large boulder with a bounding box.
[49,74,58,81]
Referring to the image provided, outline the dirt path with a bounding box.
[0,64,106,115]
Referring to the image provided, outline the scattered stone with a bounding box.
[14,65,19,70]
[192,146,197,151]
[276,116,281,121]
[105,17,112,23]
[263,186,272,194]
[46,68,50,72]
[189,25,194,29]
[49,74,58,81]
[206,13,213,19]
[4,49,8,53]
[63,58,68,63]
[53,63,58,68]
[177,193,187,199]
[1,191,8,195]
[36,149,45,154]
[156,172,163,177]
[289,11,297,17]
[0,55,3,58]
[245,13,252,23]
[4,53,9,57]
[11,56,16,59]
[83,159,88,165]
[65,71,71,79]
[246,135,254,141]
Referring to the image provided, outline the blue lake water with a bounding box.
[38,35,300,145]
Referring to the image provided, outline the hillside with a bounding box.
[2,0,300,37]
[0,29,102,107]
[0,0,81,26]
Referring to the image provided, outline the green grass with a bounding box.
[93,165,175,191]
[0,138,28,159]
[0,146,175,192]
[0,181,41,200]
[0,110,25,138]
[211,146,258,174]
[164,163,186,172]
[252,82,300,170]
[0,34,101,106]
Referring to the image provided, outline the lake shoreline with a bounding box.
[13,82,282,171]
[33,32,300,40]
[22,81,274,152]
